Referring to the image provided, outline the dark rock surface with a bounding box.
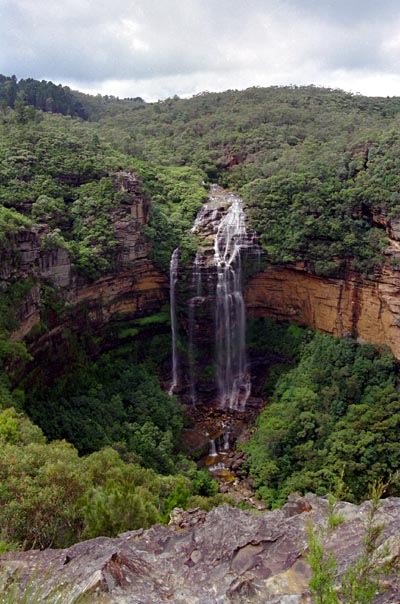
[1,495,400,603]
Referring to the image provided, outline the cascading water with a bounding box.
[189,185,256,410]
[169,247,180,396]
[208,439,218,456]
[188,252,202,404]
[223,428,231,451]
[213,192,253,410]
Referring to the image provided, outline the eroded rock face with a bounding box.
[6,178,400,367]
[2,172,168,346]
[246,262,400,360]
[245,210,400,360]
[1,495,399,603]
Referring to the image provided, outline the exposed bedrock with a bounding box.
[1,495,399,603]
[5,176,400,366]
[246,262,400,360]
[2,172,168,353]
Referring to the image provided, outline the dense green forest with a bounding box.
[0,332,228,552]
[0,75,88,119]
[2,75,400,553]
[245,319,400,507]
[88,85,400,277]
[0,76,400,276]
[3,76,400,276]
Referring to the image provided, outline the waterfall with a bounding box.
[188,252,202,404]
[223,429,231,451]
[188,186,256,410]
[209,439,218,457]
[188,299,196,404]
[169,248,180,396]
[214,194,253,410]
[172,184,260,409]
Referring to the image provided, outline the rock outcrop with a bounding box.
[245,210,400,360]
[5,178,400,372]
[246,262,400,360]
[1,172,168,347]
[1,495,399,603]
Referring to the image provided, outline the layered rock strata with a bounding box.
[1,495,399,603]
[246,262,400,360]
[2,172,168,345]
[5,177,400,367]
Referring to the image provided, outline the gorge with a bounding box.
[2,81,400,599]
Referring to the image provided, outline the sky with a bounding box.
[1,0,400,101]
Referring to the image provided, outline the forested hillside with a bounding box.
[2,77,400,553]
[97,86,400,277]
[0,74,88,118]
[3,79,400,275]
[245,319,400,506]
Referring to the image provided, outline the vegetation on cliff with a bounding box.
[2,77,400,554]
[245,319,400,507]
[0,99,205,278]
[90,85,400,276]
[3,81,400,277]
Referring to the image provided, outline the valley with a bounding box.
[1,78,400,601]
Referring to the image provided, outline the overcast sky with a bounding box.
[1,0,400,101]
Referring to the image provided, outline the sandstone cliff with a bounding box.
[1,495,399,603]
[246,260,400,360]
[5,179,400,366]
[245,213,400,360]
[2,172,168,348]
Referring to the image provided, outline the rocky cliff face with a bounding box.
[245,212,400,360]
[5,179,400,370]
[2,172,168,347]
[1,495,399,603]
[246,261,400,360]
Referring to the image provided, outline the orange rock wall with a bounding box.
[245,263,400,359]
[12,260,168,342]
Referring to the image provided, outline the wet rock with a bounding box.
[231,459,245,471]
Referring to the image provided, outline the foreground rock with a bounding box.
[1,495,400,603]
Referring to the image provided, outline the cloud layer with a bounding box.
[1,0,400,100]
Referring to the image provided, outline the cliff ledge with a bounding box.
[1,495,399,603]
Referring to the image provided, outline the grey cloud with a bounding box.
[1,0,400,98]
[285,0,400,25]
[315,28,389,72]
[0,0,239,81]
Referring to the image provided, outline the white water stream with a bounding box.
[213,192,253,410]
[169,186,257,409]
[168,247,180,396]
[189,186,256,410]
